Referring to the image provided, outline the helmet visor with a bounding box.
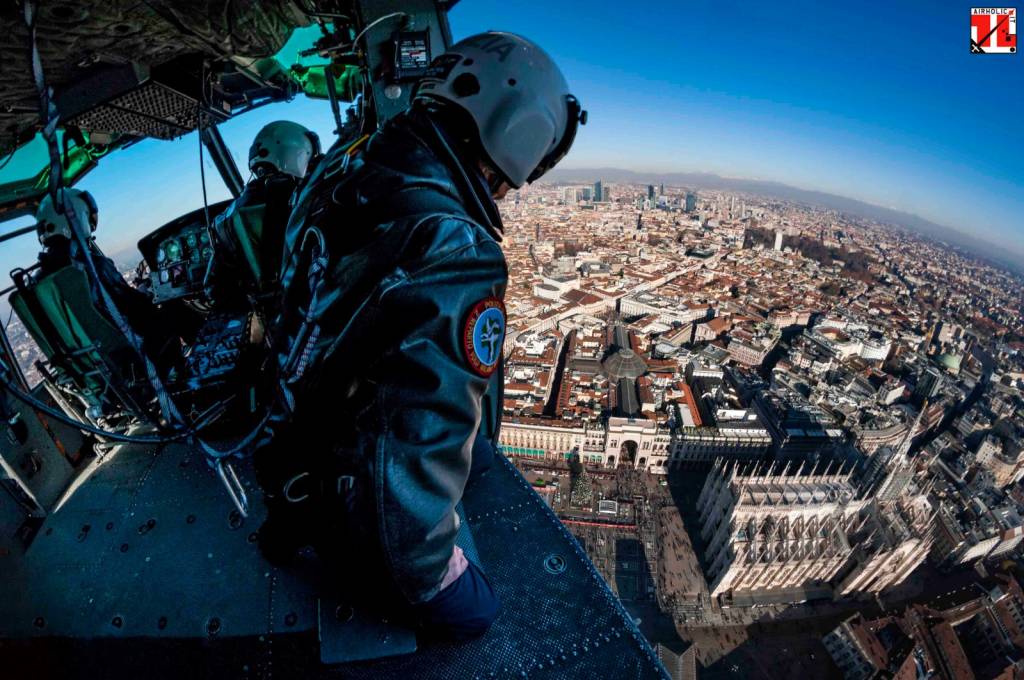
[527,95,586,184]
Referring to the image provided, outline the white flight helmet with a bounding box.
[248,121,321,179]
[413,31,586,188]
[36,188,98,246]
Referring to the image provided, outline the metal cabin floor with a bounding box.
[0,439,667,679]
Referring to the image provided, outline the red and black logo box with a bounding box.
[971,8,1017,53]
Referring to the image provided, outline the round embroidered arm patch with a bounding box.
[463,297,505,377]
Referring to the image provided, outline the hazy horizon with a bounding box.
[542,165,1024,270]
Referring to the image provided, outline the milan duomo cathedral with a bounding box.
[697,457,935,602]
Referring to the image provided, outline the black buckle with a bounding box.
[282,472,355,503]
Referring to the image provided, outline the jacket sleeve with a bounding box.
[367,217,507,604]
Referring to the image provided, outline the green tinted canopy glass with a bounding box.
[0,130,119,214]
[266,23,361,100]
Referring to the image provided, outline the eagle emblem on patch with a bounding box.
[463,297,505,377]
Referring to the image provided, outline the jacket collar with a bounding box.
[400,108,505,241]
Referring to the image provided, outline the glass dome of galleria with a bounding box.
[602,348,647,381]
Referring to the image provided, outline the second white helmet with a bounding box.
[414,32,586,188]
[36,188,98,246]
[248,121,321,179]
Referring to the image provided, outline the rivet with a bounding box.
[334,604,354,623]
[33,616,45,629]
[120,543,129,553]
[543,554,567,574]
[111,616,123,628]
[247,532,258,544]
[186,514,196,524]
[157,616,167,630]
[228,510,243,530]
[105,522,114,531]
[284,612,297,627]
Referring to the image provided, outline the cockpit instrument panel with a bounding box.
[138,201,231,303]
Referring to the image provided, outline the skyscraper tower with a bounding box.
[593,180,603,203]
[647,185,655,201]
[685,192,696,212]
[659,183,665,196]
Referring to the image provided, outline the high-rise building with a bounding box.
[659,183,665,196]
[593,180,602,203]
[774,230,784,251]
[914,367,943,403]
[601,186,610,202]
[685,192,696,212]
[647,184,655,201]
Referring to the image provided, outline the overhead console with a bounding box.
[137,201,230,303]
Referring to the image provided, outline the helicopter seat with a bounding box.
[218,201,272,292]
[210,174,297,305]
[10,265,153,421]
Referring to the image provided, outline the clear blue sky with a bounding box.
[1,0,1020,274]
[451,0,1024,259]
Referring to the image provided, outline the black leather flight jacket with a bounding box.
[266,108,508,604]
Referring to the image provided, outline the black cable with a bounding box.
[0,359,243,445]
[0,371,181,443]
[197,63,212,233]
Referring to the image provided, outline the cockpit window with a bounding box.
[0,98,336,388]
